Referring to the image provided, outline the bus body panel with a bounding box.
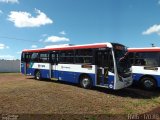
[51,69,59,79]
[26,62,117,88]
[26,67,34,76]
[132,73,160,87]
[56,64,96,84]
[21,42,132,90]
[115,75,133,89]
[40,69,50,78]
[26,63,51,78]
[132,66,160,87]
[128,47,160,88]
[57,71,96,84]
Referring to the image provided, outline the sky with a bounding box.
[0,0,160,59]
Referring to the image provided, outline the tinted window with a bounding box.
[96,49,114,71]
[96,50,109,67]
[75,49,93,64]
[134,52,159,66]
[30,53,38,62]
[21,53,25,62]
[50,53,58,63]
[128,52,135,65]
[39,53,49,62]
[21,53,32,62]
[59,50,74,63]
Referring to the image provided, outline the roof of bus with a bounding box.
[22,42,113,53]
[128,47,160,52]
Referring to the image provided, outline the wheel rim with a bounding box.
[82,78,90,88]
[144,80,153,88]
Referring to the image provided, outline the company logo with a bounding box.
[109,84,113,88]
[38,64,45,68]
[61,66,70,69]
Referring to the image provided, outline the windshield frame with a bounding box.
[112,44,131,78]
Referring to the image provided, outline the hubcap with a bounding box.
[82,78,89,88]
[144,80,153,88]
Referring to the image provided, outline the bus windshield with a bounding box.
[114,48,131,78]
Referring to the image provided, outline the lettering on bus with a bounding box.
[98,48,106,50]
[114,45,124,50]
[38,64,45,68]
[61,66,70,69]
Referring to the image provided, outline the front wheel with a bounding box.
[140,77,157,90]
[35,71,41,80]
[80,75,92,89]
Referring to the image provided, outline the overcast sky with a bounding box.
[0,0,160,59]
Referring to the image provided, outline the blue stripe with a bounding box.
[25,68,50,79]
[22,67,115,88]
[52,70,96,84]
[133,73,160,87]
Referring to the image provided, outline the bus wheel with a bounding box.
[141,77,157,90]
[80,75,92,89]
[35,71,41,80]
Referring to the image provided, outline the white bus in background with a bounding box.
[21,42,132,90]
[128,47,160,90]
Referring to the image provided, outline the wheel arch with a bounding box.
[34,69,40,76]
[78,73,92,84]
[139,74,157,87]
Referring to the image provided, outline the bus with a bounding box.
[21,42,132,90]
[128,47,160,90]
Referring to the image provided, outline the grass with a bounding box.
[0,73,159,116]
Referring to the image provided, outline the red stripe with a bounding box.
[128,48,160,52]
[23,44,107,53]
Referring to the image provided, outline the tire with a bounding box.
[140,77,157,90]
[80,75,92,89]
[35,71,41,80]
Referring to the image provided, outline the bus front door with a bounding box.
[50,52,59,79]
[21,61,26,74]
[22,53,31,75]
[96,50,109,86]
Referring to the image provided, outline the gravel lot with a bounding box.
[0,73,160,120]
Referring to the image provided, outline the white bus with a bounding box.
[21,42,132,90]
[128,47,160,90]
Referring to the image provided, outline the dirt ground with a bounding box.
[0,73,160,120]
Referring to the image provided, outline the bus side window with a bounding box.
[59,51,74,64]
[95,51,102,66]
[75,49,93,64]
[50,53,59,64]
[30,53,39,62]
[95,50,111,67]
[39,53,49,62]
[134,52,159,67]
[25,53,32,62]
[128,52,135,65]
[21,53,25,62]
[51,53,56,63]
[135,53,142,66]
[135,59,146,66]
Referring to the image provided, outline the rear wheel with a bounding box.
[35,71,41,80]
[140,77,157,90]
[80,75,92,89]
